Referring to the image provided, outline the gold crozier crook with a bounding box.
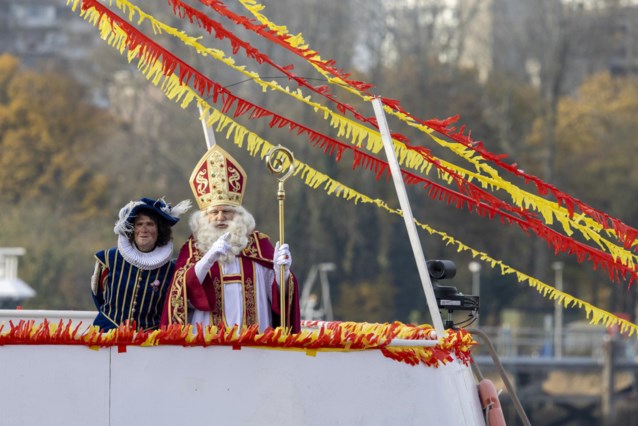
[265,145,295,333]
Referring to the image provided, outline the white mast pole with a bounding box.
[371,98,446,339]
[198,104,217,149]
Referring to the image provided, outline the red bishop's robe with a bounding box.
[161,231,300,333]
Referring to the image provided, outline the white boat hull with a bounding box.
[0,343,484,425]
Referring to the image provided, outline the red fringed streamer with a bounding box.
[160,0,638,275]
[82,0,638,283]
[191,0,638,250]
[193,0,375,94]
[167,0,406,139]
[422,115,638,250]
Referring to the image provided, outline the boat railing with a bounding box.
[470,324,615,359]
[0,309,97,324]
[1,312,437,348]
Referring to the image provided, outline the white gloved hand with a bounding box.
[273,242,292,285]
[195,232,231,283]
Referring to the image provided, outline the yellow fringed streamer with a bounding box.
[104,1,409,157]
[68,0,638,338]
[239,0,300,42]
[109,0,637,267]
[433,133,637,263]
[193,104,638,338]
[65,0,81,12]
[236,0,638,261]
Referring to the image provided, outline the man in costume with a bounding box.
[161,145,301,333]
[91,197,191,331]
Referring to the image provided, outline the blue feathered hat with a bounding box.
[113,197,192,236]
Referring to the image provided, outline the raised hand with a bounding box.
[195,232,231,282]
[205,232,231,264]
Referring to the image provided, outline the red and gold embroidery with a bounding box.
[212,275,223,326]
[213,258,258,329]
[242,234,259,258]
[244,276,256,326]
[168,267,187,324]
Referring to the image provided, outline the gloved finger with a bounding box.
[274,242,289,256]
[276,252,292,266]
[220,232,231,242]
[212,239,230,254]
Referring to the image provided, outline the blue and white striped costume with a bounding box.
[91,236,174,331]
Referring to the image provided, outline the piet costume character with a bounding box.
[91,197,191,331]
[161,145,301,333]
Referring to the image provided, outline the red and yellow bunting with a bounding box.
[61,0,638,335]
[0,319,474,367]
[67,0,638,285]
[232,0,638,251]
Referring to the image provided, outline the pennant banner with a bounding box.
[229,0,638,250]
[63,0,638,335]
[0,319,474,367]
[72,0,638,284]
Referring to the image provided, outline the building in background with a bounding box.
[0,248,35,309]
[0,0,105,102]
[0,0,97,64]
[458,0,638,91]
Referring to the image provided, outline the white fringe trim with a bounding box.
[114,200,145,236]
[167,199,192,218]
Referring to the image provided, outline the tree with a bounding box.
[484,0,629,283]
[527,72,638,316]
[333,274,396,323]
[0,54,111,219]
[0,54,116,309]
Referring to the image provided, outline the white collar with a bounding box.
[117,235,173,270]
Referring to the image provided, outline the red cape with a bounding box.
[161,231,300,333]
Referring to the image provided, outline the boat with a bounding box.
[0,309,487,426]
[2,1,636,425]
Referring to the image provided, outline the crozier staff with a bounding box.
[91,197,191,331]
[266,145,296,331]
[161,144,301,333]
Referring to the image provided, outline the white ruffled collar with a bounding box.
[117,235,173,270]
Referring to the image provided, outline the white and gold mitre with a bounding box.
[189,145,247,210]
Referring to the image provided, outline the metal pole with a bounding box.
[602,334,617,425]
[371,98,445,338]
[552,261,564,358]
[277,179,286,329]
[319,263,335,321]
[300,265,318,320]
[468,261,481,326]
[197,104,217,149]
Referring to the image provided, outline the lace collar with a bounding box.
[117,235,173,270]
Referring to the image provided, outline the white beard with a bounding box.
[190,209,253,264]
